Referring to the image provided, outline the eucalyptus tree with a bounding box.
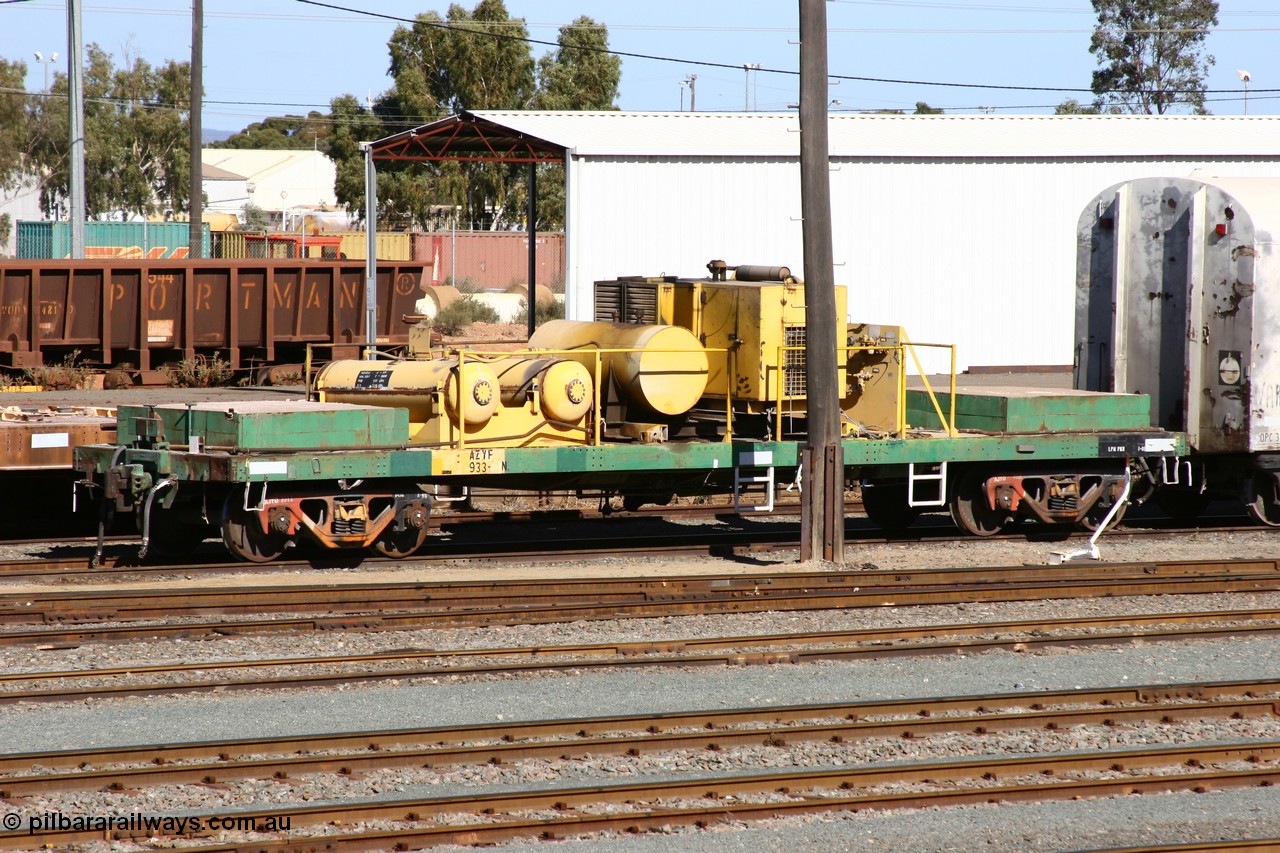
[1090,0,1219,114]
[0,58,29,191]
[331,1,620,231]
[29,45,191,218]
[529,16,622,229]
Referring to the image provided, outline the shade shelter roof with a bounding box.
[366,110,567,164]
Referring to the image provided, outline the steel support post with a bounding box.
[527,161,537,342]
[363,143,378,358]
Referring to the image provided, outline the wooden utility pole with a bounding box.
[189,0,204,258]
[798,0,844,564]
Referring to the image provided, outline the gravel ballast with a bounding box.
[4,530,1280,852]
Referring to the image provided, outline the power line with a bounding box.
[292,0,1272,97]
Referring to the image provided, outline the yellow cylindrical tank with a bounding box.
[528,320,708,417]
[490,357,593,424]
[315,358,499,426]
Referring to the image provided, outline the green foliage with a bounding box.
[534,17,621,111]
[23,351,92,390]
[1055,98,1103,115]
[329,94,387,226]
[331,2,619,231]
[389,0,536,117]
[161,354,236,388]
[432,295,501,335]
[1090,0,1219,114]
[512,297,565,327]
[29,45,191,218]
[211,113,330,152]
[0,213,11,253]
[864,102,945,116]
[1,2,617,228]
[0,58,27,193]
[444,276,484,294]
[240,203,272,232]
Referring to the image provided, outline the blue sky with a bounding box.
[4,0,1276,132]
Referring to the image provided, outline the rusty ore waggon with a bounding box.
[0,259,428,373]
[74,261,1191,562]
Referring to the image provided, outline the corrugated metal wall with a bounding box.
[332,231,411,261]
[17,221,212,260]
[568,155,1280,371]
[412,231,565,290]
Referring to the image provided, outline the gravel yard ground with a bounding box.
[4,371,1279,851]
[4,529,1280,852]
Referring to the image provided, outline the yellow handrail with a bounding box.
[900,331,958,437]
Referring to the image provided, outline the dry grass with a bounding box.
[22,351,93,390]
[162,354,237,388]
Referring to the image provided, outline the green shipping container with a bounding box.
[17,221,212,260]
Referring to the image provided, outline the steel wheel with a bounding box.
[1078,498,1129,532]
[949,470,1012,536]
[1246,473,1280,527]
[220,495,288,562]
[373,525,430,559]
[860,483,920,532]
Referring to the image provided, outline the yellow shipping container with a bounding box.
[333,232,411,261]
[215,231,249,259]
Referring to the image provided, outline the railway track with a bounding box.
[3,679,1278,850]
[0,500,1264,584]
[6,607,1280,704]
[4,558,1280,646]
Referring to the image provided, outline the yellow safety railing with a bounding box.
[772,332,958,440]
[900,331,958,438]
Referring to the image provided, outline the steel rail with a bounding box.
[1,677,1271,774]
[0,517,1265,583]
[7,741,1280,850]
[7,558,1280,622]
[1,693,1277,797]
[4,572,1280,643]
[1071,842,1280,853]
[5,609,1280,703]
[107,778,1280,852]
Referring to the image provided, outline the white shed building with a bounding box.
[201,149,342,227]
[376,112,1280,371]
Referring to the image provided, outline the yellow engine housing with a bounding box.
[528,320,709,418]
[315,356,595,447]
[594,270,849,416]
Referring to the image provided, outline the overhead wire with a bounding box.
[292,0,1280,97]
[4,0,1272,119]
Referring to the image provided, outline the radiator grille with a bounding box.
[595,280,658,324]
[783,326,807,397]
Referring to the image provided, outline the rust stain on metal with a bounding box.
[0,260,427,369]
